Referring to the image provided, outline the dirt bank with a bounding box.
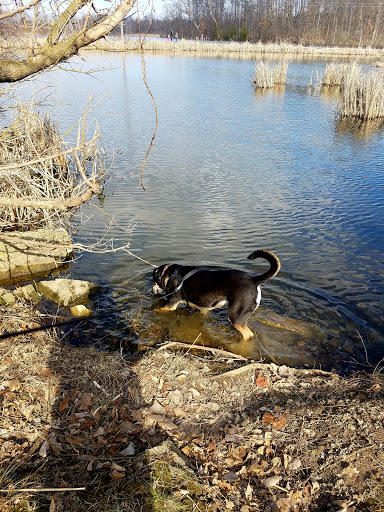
[0,300,383,511]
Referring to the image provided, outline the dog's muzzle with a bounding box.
[153,283,163,295]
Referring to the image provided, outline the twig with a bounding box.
[157,341,248,360]
[0,487,86,492]
[137,0,158,191]
[208,361,267,379]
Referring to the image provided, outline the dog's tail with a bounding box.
[247,249,281,284]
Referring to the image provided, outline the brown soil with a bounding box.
[0,300,383,512]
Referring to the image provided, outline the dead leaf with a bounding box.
[80,420,97,431]
[40,367,52,377]
[77,392,93,410]
[222,471,238,482]
[289,458,302,471]
[39,440,49,458]
[262,412,286,430]
[173,407,188,418]
[49,498,55,512]
[189,387,200,399]
[59,397,69,413]
[147,401,166,415]
[5,380,21,392]
[120,442,135,456]
[65,435,85,445]
[262,475,282,488]
[92,426,105,437]
[119,420,138,434]
[255,372,269,388]
[273,413,286,430]
[158,419,178,430]
[245,483,253,500]
[109,470,125,480]
[48,434,62,454]
[111,462,126,472]
[166,389,184,405]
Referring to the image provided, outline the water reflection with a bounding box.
[335,117,384,139]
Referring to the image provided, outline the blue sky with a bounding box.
[93,0,166,18]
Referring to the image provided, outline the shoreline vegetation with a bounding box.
[3,35,384,61]
[83,37,384,60]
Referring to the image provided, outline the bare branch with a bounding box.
[0,187,97,211]
[0,0,41,20]
[0,0,136,82]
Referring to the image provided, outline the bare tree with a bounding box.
[0,0,137,83]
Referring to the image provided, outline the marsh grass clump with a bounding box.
[338,68,384,120]
[253,61,288,88]
[322,62,361,87]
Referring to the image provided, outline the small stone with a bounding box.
[70,305,93,317]
[0,292,16,305]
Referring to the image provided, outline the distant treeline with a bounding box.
[119,0,384,47]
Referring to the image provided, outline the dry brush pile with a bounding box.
[0,103,103,232]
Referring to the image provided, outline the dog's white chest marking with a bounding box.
[255,286,261,309]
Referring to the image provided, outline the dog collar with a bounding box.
[169,268,202,293]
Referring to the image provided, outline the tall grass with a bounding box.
[84,37,384,59]
[338,69,384,120]
[253,61,288,88]
[322,62,361,86]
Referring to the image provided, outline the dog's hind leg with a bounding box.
[227,305,254,340]
[233,323,254,340]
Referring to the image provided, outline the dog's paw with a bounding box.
[155,306,175,313]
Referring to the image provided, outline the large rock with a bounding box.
[36,279,100,306]
[0,228,73,285]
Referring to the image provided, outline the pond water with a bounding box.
[10,51,384,372]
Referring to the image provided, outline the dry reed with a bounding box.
[85,37,384,59]
[0,103,102,231]
[253,61,288,88]
[338,68,384,120]
[322,62,361,87]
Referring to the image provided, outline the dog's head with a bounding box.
[152,264,172,294]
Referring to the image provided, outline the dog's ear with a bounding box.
[153,264,170,285]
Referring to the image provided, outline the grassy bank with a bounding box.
[84,38,384,60]
[2,36,384,61]
[1,300,383,511]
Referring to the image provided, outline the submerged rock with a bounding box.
[70,305,94,318]
[36,278,100,306]
[0,228,73,285]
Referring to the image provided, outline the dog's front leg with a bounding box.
[155,303,180,313]
[155,294,182,313]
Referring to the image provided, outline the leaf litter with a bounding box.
[0,300,383,511]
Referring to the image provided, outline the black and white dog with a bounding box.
[152,249,280,340]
